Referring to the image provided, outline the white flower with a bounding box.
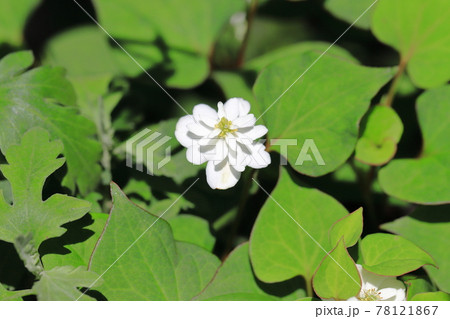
[175,98,271,190]
[347,264,406,301]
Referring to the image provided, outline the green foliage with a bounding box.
[382,206,450,292]
[329,207,363,248]
[0,0,40,46]
[379,86,450,204]
[93,0,245,88]
[0,0,448,302]
[410,292,450,301]
[0,128,91,249]
[42,213,108,269]
[250,167,348,283]
[254,52,394,176]
[197,243,278,301]
[0,51,102,195]
[32,266,101,301]
[324,0,374,30]
[168,215,215,252]
[372,0,450,88]
[360,233,436,276]
[313,239,361,300]
[89,183,220,300]
[355,106,403,166]
[404,277,434,301]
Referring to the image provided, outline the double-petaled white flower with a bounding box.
[347,264,406,301]
[175,98,270,190]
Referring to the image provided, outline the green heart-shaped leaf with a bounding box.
[250,167,348,283]
[329,207,363,248]
[313,239,361,300]
[360,233,436,276]
[89,183,220,300]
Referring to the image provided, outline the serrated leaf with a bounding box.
[41,213,108,269]
[324,0,375,30]
[0,0,40,46]
[168,215,215,252]
[89,183,220,300]
[382,205,450,292]
[411,291,450,301]
[196,243,278,301]
[360,233,436,276]
[94,0,245,88]
[0,284,31,301]
[312,239,361,300]
[0,51,102,195]
[250,167,348,283]
[329,207,363,248]
[372,0,450,88]
[32,266,101,301]
[355,106,403,166]
[254,52,394,176]
[0,128,91,249]
[379,86,450,204]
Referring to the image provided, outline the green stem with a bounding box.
[235,0,258,67]
[384,58,408,107]
[306,278,313,298]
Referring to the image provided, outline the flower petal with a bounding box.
[206,160,241,190]
[204,138,229,162]
[357,264,386,290]
[240,125,268,140]
[243,142,271,169]
[175,115,196,148]
[186,145,207,165]
[187,122,212,136]
[232,114,256,128]
[217,101,225,118]
[223,98,241,121]
[378,288,399,301]
[225,97,251,117]
[193,104,218,122]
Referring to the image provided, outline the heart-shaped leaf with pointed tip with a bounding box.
[360,233,436,276]
[89,183,220,300]
[250,167,349,284]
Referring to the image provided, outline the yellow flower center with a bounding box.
[358,288,383,301]
[215,117,237,138]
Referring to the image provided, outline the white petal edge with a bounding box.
[186,145,207,165]
[206,160,241,190]
[223,98,241,121]
[175,115,196,148]
[193,104,218,122]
